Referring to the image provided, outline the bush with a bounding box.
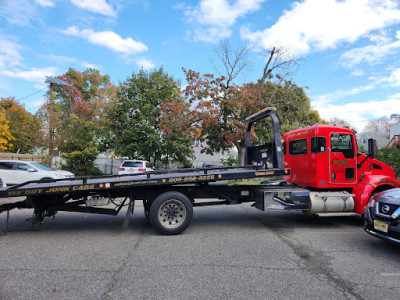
[377,147,400,178]
[220,154,238,167]
[61,146,102,176]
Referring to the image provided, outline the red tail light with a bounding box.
[138,168,146,171]
[119,168,125,171]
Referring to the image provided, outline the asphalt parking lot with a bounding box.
[1,202,399,300]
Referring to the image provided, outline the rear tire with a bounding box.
[149,191,193,235]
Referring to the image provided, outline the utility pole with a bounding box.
[45,76,68,167]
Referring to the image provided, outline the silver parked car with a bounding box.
[364,188,400,244]
[118,160,153,175]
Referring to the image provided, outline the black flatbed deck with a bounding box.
[0,166,287,199]
[0,108,292,235]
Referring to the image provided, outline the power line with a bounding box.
[15,87,47,102]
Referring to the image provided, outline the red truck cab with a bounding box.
[283,125,400,214]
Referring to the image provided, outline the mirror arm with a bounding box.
[357,154,370,169]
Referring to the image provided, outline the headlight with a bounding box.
[367,198,376,209]
[54,174,66,178]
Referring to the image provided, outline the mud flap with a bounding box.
[122,200,135,229]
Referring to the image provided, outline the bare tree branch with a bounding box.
[210,39,252,88]
[258,46,300,90]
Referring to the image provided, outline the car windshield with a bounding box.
[122,161,143,168]
[30,162,53,171]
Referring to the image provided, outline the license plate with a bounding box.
[374,220,388,233]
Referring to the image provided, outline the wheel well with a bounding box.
[371,185,395,198]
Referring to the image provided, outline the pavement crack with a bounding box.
[100,223,147,299]
[260,218,365,300]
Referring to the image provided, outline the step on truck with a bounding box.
[1,108,399,235]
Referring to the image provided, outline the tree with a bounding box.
[329,117,353,128]
[108,68,193,167]
[210,39,252,85]
[0,110,14,151]
[158,101,194,168]
[363,117,391,134]
[0,97,43,153]
[38,68,116,154]
[183,44,319,165]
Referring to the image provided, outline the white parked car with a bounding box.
[0,160,75,186]
[118,160,153,175]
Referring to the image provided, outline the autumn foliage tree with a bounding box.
[182,43,323,165]
[0,110,14,151]
[38,68,116,154]
[0,97,43,153]
[37,68,115,174]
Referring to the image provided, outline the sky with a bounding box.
[1,0,400,132]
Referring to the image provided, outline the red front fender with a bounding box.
[352,175,400,214]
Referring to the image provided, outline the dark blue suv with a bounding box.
[364,188,400,244]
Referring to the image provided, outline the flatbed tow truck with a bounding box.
[1,107,399,235]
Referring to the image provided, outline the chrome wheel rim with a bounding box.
[158,199,187,229]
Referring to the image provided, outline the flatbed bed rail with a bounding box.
[0,166,288,199]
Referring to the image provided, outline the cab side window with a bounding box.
[289,139,307,155]
[282,142,286,155]
[311,137,326,153]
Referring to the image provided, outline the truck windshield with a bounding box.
[331,134,354,159]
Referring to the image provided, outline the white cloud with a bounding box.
[312,95,400,131]
[0,0,39,26]
[350,69,365,77]
[0,67,58,83]
[311,66,400,130]
[0,36,23,68]
[136,58,156,70]
[42,54,77,64]
[61,26,148,56]
[35,0,55,7]
[340,31,400,67]
[312,83,376,106]
[181,0,265,42]
[241,0,400,56]
[313,66,400,108]
[382,68,400,87]
[82,61,103,70]
[71,0,116,17]
[0,35,58,84]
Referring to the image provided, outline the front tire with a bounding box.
[149,191,193,235]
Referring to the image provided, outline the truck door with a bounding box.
[329,133,357,184]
